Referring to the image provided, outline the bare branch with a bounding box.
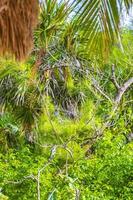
[75,189,80,200]
[48,189,56,199]
[37,162,51,200]
[114,77,133,106]
[110,64,120,90]
[6,175,37,185]
[89,77,133,140]
[92,78,112,103]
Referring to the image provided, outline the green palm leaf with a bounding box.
[70,0,133,57]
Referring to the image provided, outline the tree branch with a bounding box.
[37,162,51,200]
[110,64,120,90]
[75,189,80,200]
[92,78,112,103]
[114,77,133,105]
[6,175,37,185]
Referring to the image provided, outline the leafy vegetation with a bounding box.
[0,1,133,200]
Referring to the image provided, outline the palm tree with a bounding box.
[0,0,132,60]
[71,0,133,57]
[0,0,39,60]
[0,59,43,143]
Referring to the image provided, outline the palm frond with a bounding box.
[70,0,133,57]
[123,0,133,10]
[35,0,67,49]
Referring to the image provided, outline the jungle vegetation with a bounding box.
[0,0,133,199]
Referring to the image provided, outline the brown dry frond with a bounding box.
[0,0,39,60]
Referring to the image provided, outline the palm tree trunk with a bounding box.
[0,0,39,60]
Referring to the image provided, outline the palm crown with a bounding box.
[0,0,132,60]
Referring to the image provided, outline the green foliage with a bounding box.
[0,1,133,199]
[0,133,133,199]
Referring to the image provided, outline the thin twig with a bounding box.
[6,175,37,185]
[110,64,120,90]
[75,189,80,200]
[37,162,51,200]
[48,189,56,200]
[92,78,112,103]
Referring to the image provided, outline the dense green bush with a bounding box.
[0,132,133,199]
[0,1,133,199]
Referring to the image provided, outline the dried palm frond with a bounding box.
[0,0,39,60]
